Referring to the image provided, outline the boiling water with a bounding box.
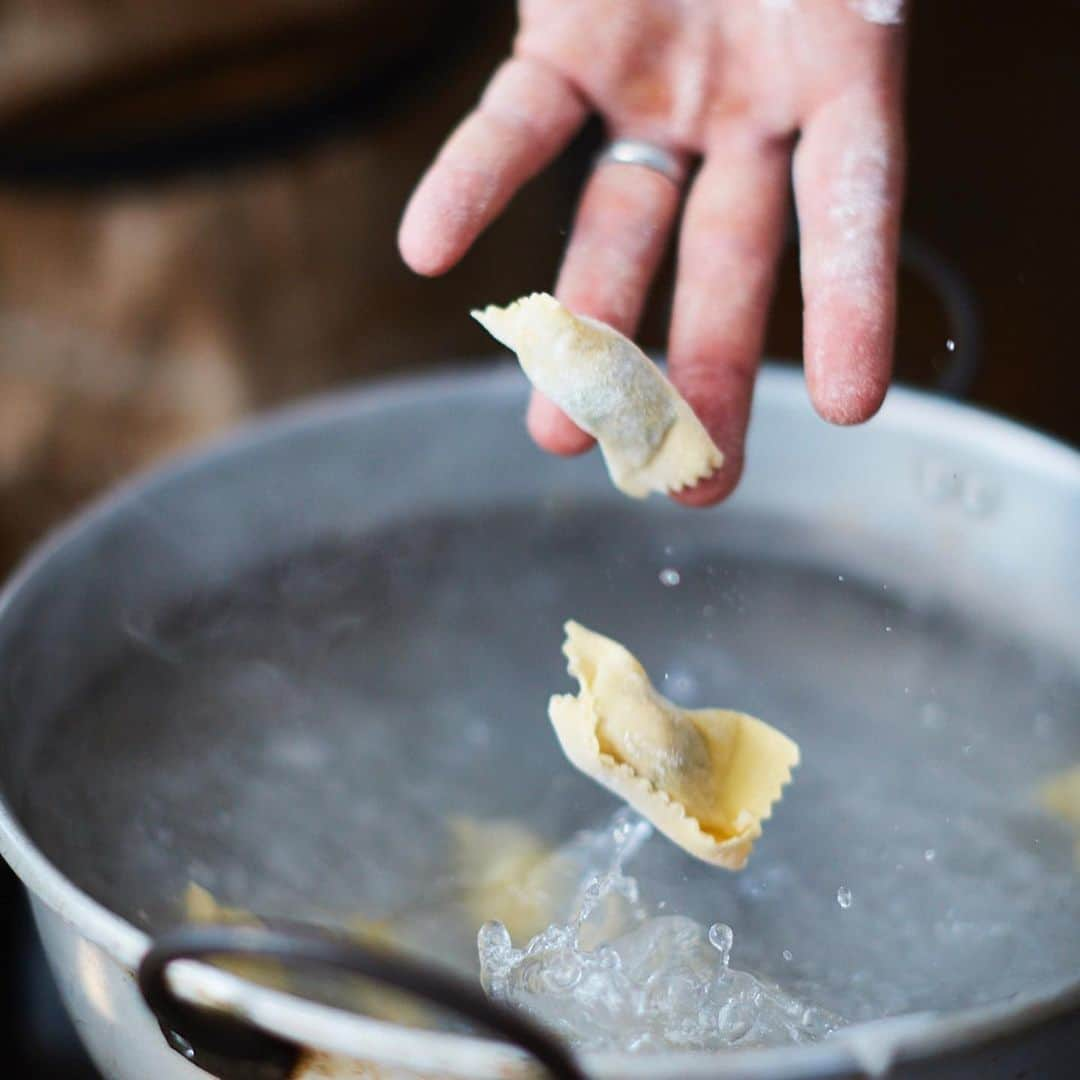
[477,809,845,1051]
[17,505,1080,1050]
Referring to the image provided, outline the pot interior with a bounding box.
[2,369,1078,1050]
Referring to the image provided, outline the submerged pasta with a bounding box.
[548,621,799,869]
[1038,764,1080,866]
[472,293,722,498]
[182,882,289,989]
[182,884,430,1026]
[449,815,573,942]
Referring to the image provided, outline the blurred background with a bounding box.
[0,1,1076,1074]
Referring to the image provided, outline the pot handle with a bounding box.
[899,232,981,400]
[138,920,588,1080]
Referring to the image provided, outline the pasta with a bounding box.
[548,621,799,869]
[472,293,722,498]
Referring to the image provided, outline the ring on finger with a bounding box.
[593,138,690,187]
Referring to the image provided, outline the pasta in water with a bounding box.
[448,815,573,943]
[449,815,636,947]
[182,883,289,989]
[1038,764,1080,866]
[182,884,430,1027]
[548,621,799,869]
[472,293,722,498]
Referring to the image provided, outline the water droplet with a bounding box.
[664,668,698,699]
[168,1032,196,1060]
[478,920,512,955]
[664,544,674,556]
[961,743,973,756]
[783,949,793,962]
[837,574,845,582]
[465,720,491,748]
[961,476,997,517]
[945,338,956,352]
[836,886,853,909]
[921,702,945,729]
[884,626,892,633]
[659,568,681,587]
[924,848,936,862]
[701,603,715,618]
[708,922,734,964]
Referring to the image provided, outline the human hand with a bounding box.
[399,0,907,505]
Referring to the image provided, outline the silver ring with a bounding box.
[594,138,688,186]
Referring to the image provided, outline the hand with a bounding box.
[399,0,907,505]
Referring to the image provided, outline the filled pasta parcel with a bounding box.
[548,620,799,869]
[472,293,722,499]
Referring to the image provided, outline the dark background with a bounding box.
[2,2,1077,1075]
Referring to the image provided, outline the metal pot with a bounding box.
[1,363,1077,1079]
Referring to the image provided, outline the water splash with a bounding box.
[478,810,844,1052]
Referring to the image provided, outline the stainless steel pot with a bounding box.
[1,363,1078,1079]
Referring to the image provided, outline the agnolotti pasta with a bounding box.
[448,815,573,943]
[472,293,722,498]
[548,621,799,869]
[182,884,430,1026]
[450,814,646,947]
[183,882,289,989]
[1038,764,1080,866]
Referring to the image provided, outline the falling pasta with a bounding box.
[472,293,722,498]
[548,621,799,869]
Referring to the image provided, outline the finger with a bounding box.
[666,126,791,506]
[528,155,685,455]
[793,90,905,424]
[525,392,594,455]
[398,57,587,276]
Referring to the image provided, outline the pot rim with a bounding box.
[1,362,1078,1078]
